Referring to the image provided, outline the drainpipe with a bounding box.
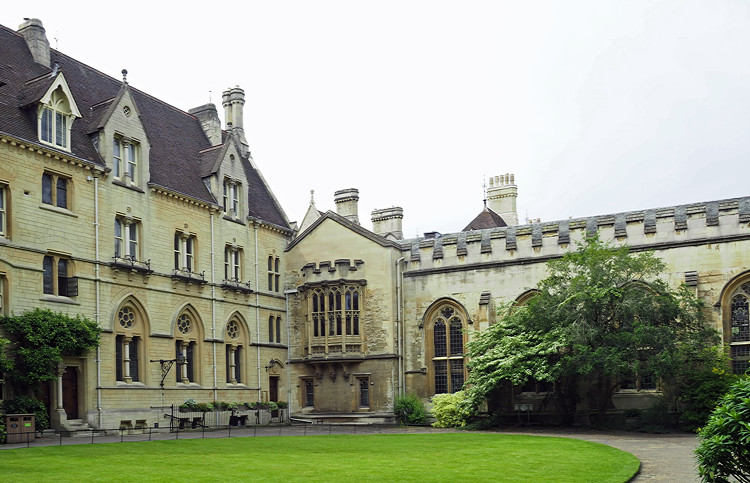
[396,257,405,397]
[285,289,297,417]
[93,175,103,428]
[253,220,261,401]
[211,212,217,401]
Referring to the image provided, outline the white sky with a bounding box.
[4,1,750,237]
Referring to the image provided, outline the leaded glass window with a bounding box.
[430,304,467,394]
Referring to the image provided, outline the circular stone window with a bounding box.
[118,307,136,329]
[177,314,191,334]
[123,105,131,117]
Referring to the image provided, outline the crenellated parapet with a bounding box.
[402,196,750,272]
[298,259,366,287]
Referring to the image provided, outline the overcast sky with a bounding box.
[3,1,749,236]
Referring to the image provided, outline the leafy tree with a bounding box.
[695,377,750,482]
[0,309,100,392]
[665,346,737,431]
[465,235,718,424]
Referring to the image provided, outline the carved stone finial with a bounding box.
[121,69,128,84]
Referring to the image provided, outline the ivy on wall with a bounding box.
[0,308,100,391]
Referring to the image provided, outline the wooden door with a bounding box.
[62,367,79,419]
[269,376,279,418]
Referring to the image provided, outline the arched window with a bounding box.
[113,300,148,384]
[38,85,77,150]
[727,283,750,375]
[225,318,246,385]
[175,309,202,384]
[426,303,468,395]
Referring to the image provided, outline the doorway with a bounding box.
[269,376,279,418]
[62,367,79,419]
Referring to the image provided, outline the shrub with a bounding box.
[3,395,50,431]
[431,391,475,428]
[394,394,427,425]
[695,377,750,482]
[0,420,6,444]
[679,366,736,432]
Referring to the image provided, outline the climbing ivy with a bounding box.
[0,309,100,391]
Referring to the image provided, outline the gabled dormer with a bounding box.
[91,72,151,191]
[37,73,81,152]
[199,139,248,222]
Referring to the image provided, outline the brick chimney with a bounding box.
[18,18,50,68]
[334,188,360,225]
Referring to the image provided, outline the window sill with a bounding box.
[39,204,78,218]
[222,214,245,225]
[176,382,203,388]
[115,381,146,387]
[39,294,79,305]
[112,178,145,193]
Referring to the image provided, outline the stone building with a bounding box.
[1,19,749,430]
[0,19,292,432]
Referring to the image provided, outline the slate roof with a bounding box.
[462,207,507,231]
[0,23,290,230]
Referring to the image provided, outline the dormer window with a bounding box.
[113,136,139,183]
[223,178,241,217]
[36,75,80,152]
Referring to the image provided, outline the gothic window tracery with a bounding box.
[304,283,364,356]
[426,302,467,395]
[728,283,750,374]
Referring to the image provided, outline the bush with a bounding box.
[431,391,475,428]
[394,394,427,425]
[695,377,750,482]
[3,395,49,431]
[0,420,6,444]
[679,366,736,432]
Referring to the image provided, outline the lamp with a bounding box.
[264,358,278,372]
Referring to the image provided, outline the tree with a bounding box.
[465,235,718,424]
[0,309,100,393]
[695,377,750,482]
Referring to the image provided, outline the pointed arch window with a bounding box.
[175,312,199,384]
[115,305,143,384]
[428,304,467,394]
[728,284,750,375]
[37,81,80,151]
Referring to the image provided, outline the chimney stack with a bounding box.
[222,86,249,154]
[486,173,519,226]
[189,104,222,146]
[334,188,360,225]
[18,18,50,68]
[371,207,404,240]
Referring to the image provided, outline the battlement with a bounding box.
[299,259,366,286]
[402,196,750,270]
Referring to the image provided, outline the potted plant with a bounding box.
[179,398,197,412]
[195,402,212,412]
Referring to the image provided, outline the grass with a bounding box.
[0,433,639,482]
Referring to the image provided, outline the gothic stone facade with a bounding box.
[1,19,749,429]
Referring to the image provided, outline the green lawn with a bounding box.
[0,433,639,482]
